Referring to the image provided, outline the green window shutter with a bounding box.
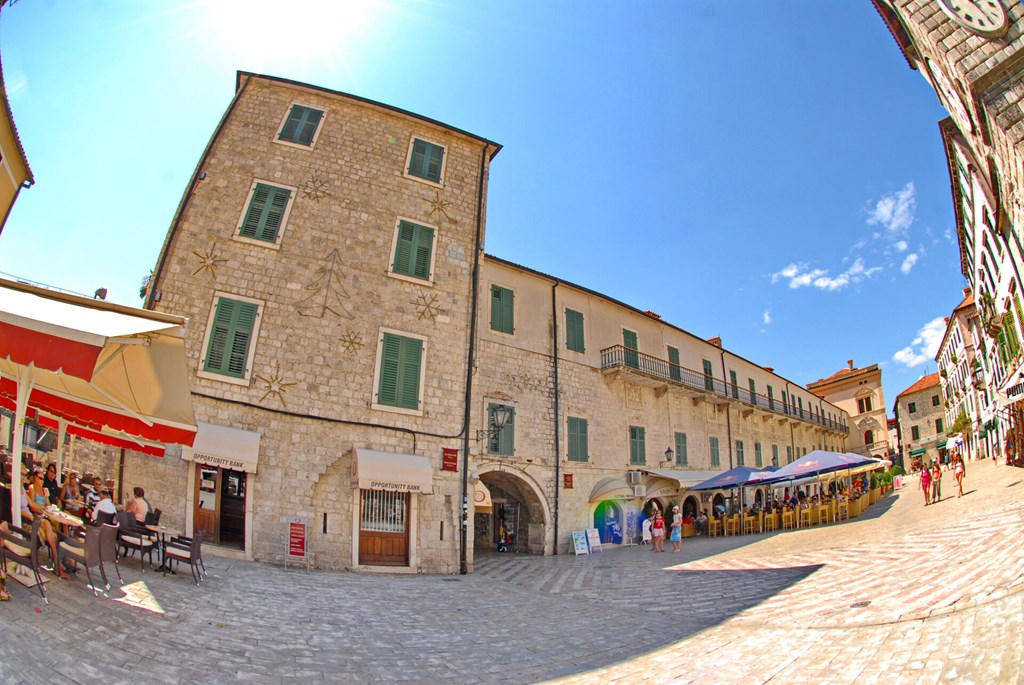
[203,298,258,379]
[629,425,646,465]
[378,333,423,409]
[668,346,681,381]
[565,309,585,352]
[772,444,779,466]
[748,378,756,402]
[736,440,744,466]
[703,359,714,391]
[1005,312,1020,358]
[710,437,720,467]
[768,385,775,410]
[908,402,916,414]
[279,105,323,145]
[623,329,639,369]
[392,221,434,280]
[408,138,445,182]
[786,446,793,463]
[568,417,588,462]
[755,443,762,468]
[488,404,515,455]
[675,432,688,466]
[240,183,291,242]
[730,370,738,398]
[936,419,944,433]
[490,285,514,334]
[912,426,920,440]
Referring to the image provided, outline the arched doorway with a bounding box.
[594,500,624,544]
[474,469,548,555]
[712,492,725,516]
[682,495,699,518]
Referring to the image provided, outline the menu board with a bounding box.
[586,528,602,553]
[571,530,589,555]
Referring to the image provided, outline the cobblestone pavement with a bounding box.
[0,459,1021,684]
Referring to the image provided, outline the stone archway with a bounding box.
[474,465,550,557]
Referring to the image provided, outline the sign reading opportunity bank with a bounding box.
[181,421,261,474]
[354,448,434,494]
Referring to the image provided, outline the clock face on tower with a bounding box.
[936,0,1009,37]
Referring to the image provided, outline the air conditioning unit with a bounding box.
[625,471,642,485]
[633,484,647,498]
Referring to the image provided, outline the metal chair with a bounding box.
[57,525,106,596]
[99,522,123,588]
[0,518,48,604]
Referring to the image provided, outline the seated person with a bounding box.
[83,476,103,508]
[695,511,708,535]
[42,463,62,506]
[60,472,84,515]
[91,488,118,524]
[23,469,61,572]
[125,486,151,525]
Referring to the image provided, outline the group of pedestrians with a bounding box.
[920,454,966,506]
[641,505,684,552]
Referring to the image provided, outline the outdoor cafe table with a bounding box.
[146,524,180,574]
[44,507,84,535]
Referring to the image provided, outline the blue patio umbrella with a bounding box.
[755,450,877,484]
[690,465,779,490]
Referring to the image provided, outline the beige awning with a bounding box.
[642,469,722,489]
[181,421,261,473]
[354,448,433,493]
[589,477,632,502]
[474,480,493,513]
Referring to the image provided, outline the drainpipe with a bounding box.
[785,381,796,459]
[459,142,491,575]
[719,349,734,469]
[551,281,561,553]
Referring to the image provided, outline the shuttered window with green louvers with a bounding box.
[568,417,588,462]
[407,138,445,182]
[240,183,291,243]
[490,285,514,334]
[377,333,423,410]
[565,308,585,352]
[278,105,323,145]
[675,432,688,466]
[204,298,258,379]
[392,221,434,281]
[629,425,646,465]
[623,329,639,369]
[488,404,515,456]
[668,346,681,381]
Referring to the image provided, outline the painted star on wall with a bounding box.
[414,293,443,321]
[192,243,227,278]
[256,363,297,408]
[426,191,457,225]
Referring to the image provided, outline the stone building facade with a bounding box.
[872,0,1024,460]
[807,361,891,460]
[894,373,946,467]
[77,72,848,573]
[934,288,990,460]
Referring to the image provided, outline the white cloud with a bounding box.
[901,253,919,274]
[867,182,916,233]
[892,317,947,368]
[772,258,881,292]
[895,240,908,252]
[762,310,772,325]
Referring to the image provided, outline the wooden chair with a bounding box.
[816,505,830,526]
[763,511,779,532]
[724,515,739,536]
[707,517,722,538]
[799,508,812,528]
[743,512,760,535]
[837,501,850,521]
[781,510,795,530]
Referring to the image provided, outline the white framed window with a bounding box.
[233,179,298,248]
[197,292,265,386]
[274,102,326,149]
[370,327,428,416]
[403,136,447,187]
[387,217,438,285]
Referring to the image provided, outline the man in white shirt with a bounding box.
[91,488,117,523]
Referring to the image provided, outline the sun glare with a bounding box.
[198,0,381,75]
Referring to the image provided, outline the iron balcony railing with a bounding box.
[600,345,849,433]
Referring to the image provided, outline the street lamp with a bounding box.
[664,447,674,464]
[972,360,985,389]
[477,405,513,441]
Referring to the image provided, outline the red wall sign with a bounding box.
[442,448,459,472]
[288,521,307,558]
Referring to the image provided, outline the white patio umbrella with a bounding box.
[0,278,197,526]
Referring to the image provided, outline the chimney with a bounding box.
[963,287,972,298]
[707,336,722,348]
[847,359,854,370]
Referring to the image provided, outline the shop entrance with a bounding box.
[359,489,409,566]
[193,465,247,549]
[593,500,624,544]
[474,470,547,555]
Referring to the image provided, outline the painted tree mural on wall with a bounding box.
[297,248,355,319]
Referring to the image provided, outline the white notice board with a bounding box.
[586,527,602,553]
[572,531,589,555]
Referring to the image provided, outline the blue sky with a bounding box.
[0,1,960,413]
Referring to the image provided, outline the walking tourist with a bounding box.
[920,465,932,506]
[670,505,682,552]
[931,460,942,503]
[954,455,966,497]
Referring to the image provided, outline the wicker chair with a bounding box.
[165,532,206,586]
[115,512,156,570]
[99,522,123,588]
[0,518,48,604]
[57,525,106,596]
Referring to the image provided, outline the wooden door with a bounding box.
[359,490,409,566]
[194,465,219,543]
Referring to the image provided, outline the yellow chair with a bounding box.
[743,512,760,535]
[781,510,795,530]
[837,501,849,521]
[707,517,722,538]
[763,512,779,532]
[816,505,830,526]
[799,508,812,528]
[724,515,739,536]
